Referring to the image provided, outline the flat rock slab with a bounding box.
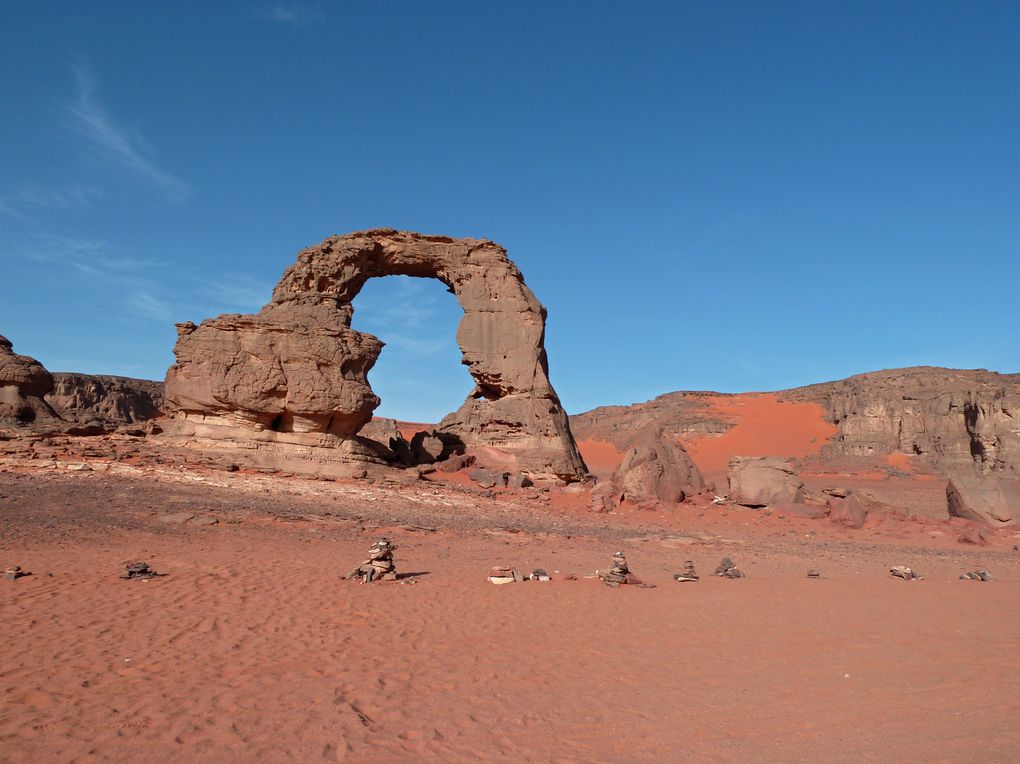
[158,512,195,524]
[191,515,219,526]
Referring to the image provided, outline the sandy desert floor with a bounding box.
[2,458,1020,763]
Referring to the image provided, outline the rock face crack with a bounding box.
[164,229,587,479]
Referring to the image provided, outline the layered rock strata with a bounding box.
[165,229,587,479]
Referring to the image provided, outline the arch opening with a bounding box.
[350,275,474,424]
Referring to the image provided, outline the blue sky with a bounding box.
[1,1,1018,421]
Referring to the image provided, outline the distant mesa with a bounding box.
[163,229,588,481]
[47,373,164,427]
[571,366,1020,481]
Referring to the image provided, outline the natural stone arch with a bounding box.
[165,229,588,480]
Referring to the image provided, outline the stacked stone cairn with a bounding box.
[673,560,699,582]
[714,557,744,578]
[348,539,397,583]
[601,551,631,587]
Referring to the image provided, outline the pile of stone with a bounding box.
[488,566,524,585]
[121,562,160,580]
[959,570,994,581]
[4,565,30,581]
[673,560,699,582]
[346,539,398,583]
[889,566,922,581]
[714,557,744,578]
[601,551,632,587]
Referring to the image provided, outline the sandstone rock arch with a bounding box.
[165,229,588,480]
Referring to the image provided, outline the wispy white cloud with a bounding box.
[263,2,324,27]
[198,275,274,313]
[66,64,191,202]
[0,183,103,221]
[20,233,164,276]
[125,291,175,323]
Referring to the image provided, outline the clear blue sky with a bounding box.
[1,1,1018,421]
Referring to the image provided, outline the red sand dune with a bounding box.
[575,438,626,478]
[683,393,838,475]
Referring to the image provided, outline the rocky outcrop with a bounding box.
[946,476,1018,526]
[570,391,733,450]
[727,456,804,507]
[46,373,163,425]
[610,426,705,503]
[783,367,1020,475]
[0,335,59,426]
[165,229,587,480]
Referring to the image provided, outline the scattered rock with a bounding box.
[609,425,705,503]
[4,565,31,580]
[959,570,994,581]
[956,524,988,546]
[727,457,804,508]
[121,562,160,580]
[828,495,868,529]
[946,475,1018,527]
[771,501,828,520]
[714,557,744,578]
[158,512,195,525]
[435,453,476,473]
[469,468,508,489]
[889,566,922,581]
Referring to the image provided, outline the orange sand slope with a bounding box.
[684,393,838,474]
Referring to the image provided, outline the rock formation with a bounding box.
[946,476,1018,526]
[46,373,163,426]
[0,335,59,426]
[727,456,804,507]
[164,229,587,480]
[609,425,704,503]
[782,367,1020,474]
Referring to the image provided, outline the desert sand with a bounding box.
[3,448,1019,763]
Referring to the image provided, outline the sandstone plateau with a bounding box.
[164,229,587,480]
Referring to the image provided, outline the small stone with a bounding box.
[807,569,821,578]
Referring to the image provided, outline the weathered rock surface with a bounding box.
[827,494,868,529]
[0,335,60,426]
[728,456,804,507]
[946,475,1018,526]
[610,426,704,503]
[165,229,586,480]
[783,367,1020,475]
[46,373,163,425]
[571,391,733,450]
